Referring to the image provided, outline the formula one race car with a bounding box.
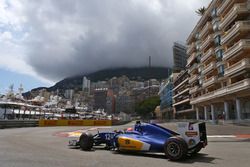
[68,121,207,161]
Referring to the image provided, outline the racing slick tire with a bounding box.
[164,136,188,161]
[79,133,94,151]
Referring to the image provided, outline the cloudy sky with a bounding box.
[0,0,211,93]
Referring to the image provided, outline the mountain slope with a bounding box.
[24,67,171,96]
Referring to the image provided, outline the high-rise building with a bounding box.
[173,42,188,72]
[64,89,74,100]
[106,89,116,114]
[93,88,108,111]
[82,77,91,94]
[186,0,250,122]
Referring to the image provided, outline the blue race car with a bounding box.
[68,121,207,161]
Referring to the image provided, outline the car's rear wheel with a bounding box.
[79,133,94,151]
[164,137,188,161]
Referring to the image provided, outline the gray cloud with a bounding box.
[21,0,211,82]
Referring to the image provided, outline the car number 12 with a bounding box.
[105,133,114,140]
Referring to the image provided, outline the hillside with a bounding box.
[24,67,171,96]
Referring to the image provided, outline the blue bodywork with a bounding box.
[91,122,179,152]
[94,132,116,147]
[116,123,179,152]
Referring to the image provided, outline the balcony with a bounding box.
[200,34,214,51]
[189,74,198,84]
[221,21,250,45]
[203,76,218,88]
[173,88,189,99]
[201,48,214,63]
[187,52,196,66]
[225,58,250,77]
[190,85,199,94]
[227,78,250,93]
[191,78,250,104]
[217,0,232,15]
[223,39,250,60]
[173,78,189,91]
[187,42,195,55]
[200,22,212,39]
[218,0,245,16]
[188,63,198,74]
[202,61,216,75]
[173,98,190,107]
[220,3,249,30]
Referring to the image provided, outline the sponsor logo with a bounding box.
[118,137,143,151]
[185,131,198,137]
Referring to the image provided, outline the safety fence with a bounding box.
[39,119,112,127]
[0,119,129,129]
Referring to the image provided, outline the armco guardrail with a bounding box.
[111,120,130,125]
[0,120,39,129]
[39,119,112,127]
[0,119,129,129]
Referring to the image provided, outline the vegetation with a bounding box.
[135,96,160,119]
[196,6,206,16]
[85,67,171,82]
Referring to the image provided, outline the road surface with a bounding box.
[0,123,249,167]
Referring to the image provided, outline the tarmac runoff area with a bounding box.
[0,122,249,167]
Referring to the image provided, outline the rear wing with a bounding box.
[177,122,207,148]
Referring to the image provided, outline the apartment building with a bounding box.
[158,73,179,119]
[187,0,250,122]
[173,70,195,119]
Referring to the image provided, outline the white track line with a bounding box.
[207,135,236,138]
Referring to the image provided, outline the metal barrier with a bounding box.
[0,120,39,129]
[0,119,129,129]
[38,119,112,127]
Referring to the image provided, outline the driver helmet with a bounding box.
[126,127,133,131]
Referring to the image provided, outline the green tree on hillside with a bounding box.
[135,96,160,119]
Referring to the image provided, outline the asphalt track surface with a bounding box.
[0,122,250,167]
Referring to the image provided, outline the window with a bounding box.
[218,65,224,77]
[197,54,202,63]
[216,49,223,61]
[195,32,200,39]
[196,41,201,51]
[213,21,220,31]
[199,79,203,86]
[211,8,217,18]
[214,35,221,47]
[198,65,204,73]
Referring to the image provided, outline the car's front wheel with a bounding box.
[164,136,188,161]
[79,133,94,151]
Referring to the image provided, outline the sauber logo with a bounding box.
[185,131,198,137]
